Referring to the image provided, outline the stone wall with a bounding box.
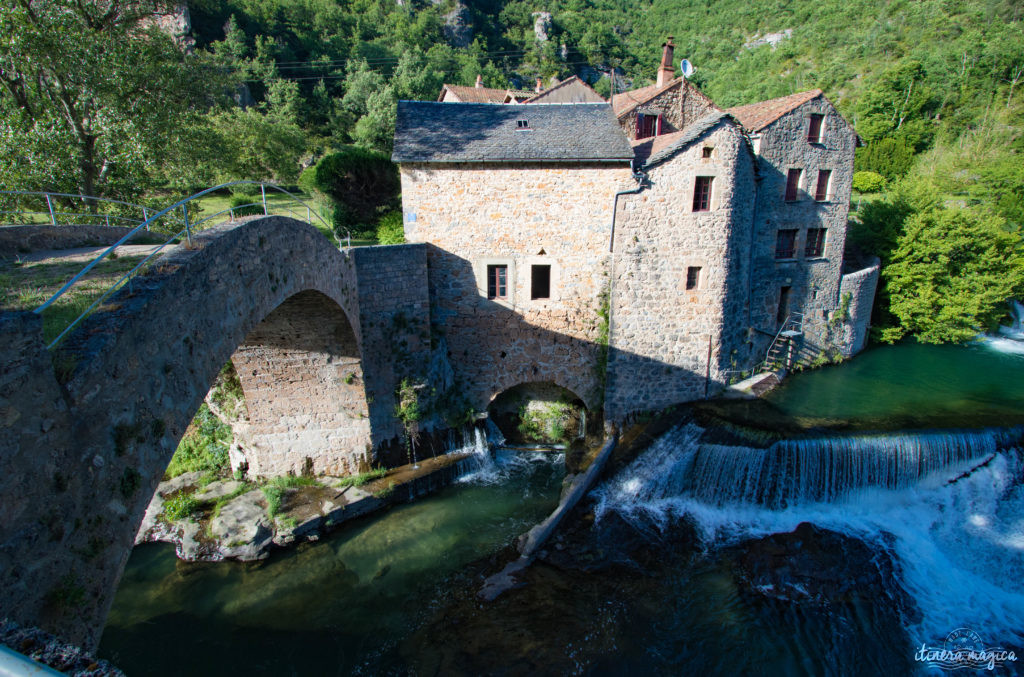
[618,80,718,140]
[746,97,858,362]
[0,225,162,260]
[606,119,757,420]
[0,217,432,651]
[400,162,634,412]
[837,259,881,356]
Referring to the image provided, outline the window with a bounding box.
[637,113,661,139]
[686,266,702,290]
[815,170,831,201]
[487,264,508,299]
[516,119,530,130]
[807,114,824,143]
[531,264,551,299]
[775,229,798,259]
[702,146,713,159]
[805,228,826,257]
[785,168,802,201]
[693,176,713,212]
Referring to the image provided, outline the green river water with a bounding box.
[99,340,1024,675]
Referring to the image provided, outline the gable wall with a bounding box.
[747,97,859,362]
[606,121,757,420]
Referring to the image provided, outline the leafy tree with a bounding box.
[854,137,916,179]
[0,0,220,199]
[851,171,886,193]
[312,146,400,233]
[882,207,1024,343]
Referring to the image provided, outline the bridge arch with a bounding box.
[487,380,588,445]
[0,216,433,650]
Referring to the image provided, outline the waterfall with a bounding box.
[595,423,1013,512]
[991,299,1024,352]
[593,422,1024,647]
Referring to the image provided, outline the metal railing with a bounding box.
[721,312,806,385]
[0,190,169,231]
[32,181,346,349]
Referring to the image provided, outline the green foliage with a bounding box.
[517,401,575,444]
[394,378,423,427]
[312,147,400,236]
[164,492,200,521]
[164,403,231,479]
[376,211,405,245]
[852,171,886,194]
[229,194,264,217]
[882,207,1024,344]
[261,485,284,518]
[335,468,388,489]
[209,361,247,420]
[855,138,916,180]
[373,482,396,500]
[268,475,318,489]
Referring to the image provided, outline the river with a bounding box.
[99,340,1024,675]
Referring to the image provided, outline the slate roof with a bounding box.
[392,101,635,163]
[438,84,533,103]
[726,89,823,132]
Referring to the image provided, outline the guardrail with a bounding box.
[31,181,346,349]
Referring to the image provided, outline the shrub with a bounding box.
[164,404,231,479]
[376,211,405,244]
[854,137,916,179]
[312,146,400,234]
[261,485,284,518]
[229,194,264,217]
[164,493,199,521]
[852,171,886,194]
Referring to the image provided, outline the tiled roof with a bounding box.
[726,89,823,132]
[438,84,533,103]
[392,101,634,163]
[524,76,606,104]
[611,78,681,117]
[635,111,732,168]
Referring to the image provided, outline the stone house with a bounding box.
[393,101,634,414]
[611,38,719,141]
[437,76,533,103]
[397,49,879,424]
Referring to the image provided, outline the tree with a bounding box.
[882,207,1024,344]
[0,0,220,199]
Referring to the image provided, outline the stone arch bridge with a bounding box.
[0,216,436,650]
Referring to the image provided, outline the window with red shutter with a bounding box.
[487,264,507,299]
[815,170,831,201]
[775,229,798,259]
[807,114,824,143]
[805,228,826,257]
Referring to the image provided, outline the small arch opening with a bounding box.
[487,381,586,447]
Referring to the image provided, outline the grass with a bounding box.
[260,475,318,519]
[164,403,231,479]
[191,189,339,241]
[164,493,200,521]
[0,254,149,344]
[335,467,388,489]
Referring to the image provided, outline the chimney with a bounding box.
[657,37,675,88]
[475,74,483,88]
[535,77,543,93]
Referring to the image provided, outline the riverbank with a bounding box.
[136,451,478,562]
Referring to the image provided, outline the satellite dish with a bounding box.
[681,59,695,78]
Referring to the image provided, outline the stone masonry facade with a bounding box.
[745,98,861,359]
[401,162,633,411]
[607,119,757,419]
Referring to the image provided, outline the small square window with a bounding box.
[775,229,798,259]
[807,114,824,143]
[531,264,551,300]
[685,266,702,290]
[785,168,802,202]
[815,169,832,201]
[693,176,713,212]
[636,113,661,139]
[487,264,508,299]
[516,120,530,130]
[702,146,713,159]
[805,228,826,257]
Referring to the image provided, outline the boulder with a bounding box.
[209,490,273,561]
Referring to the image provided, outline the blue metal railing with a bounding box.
[31,181,345,349]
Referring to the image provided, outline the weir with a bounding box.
[596,423,1023,510]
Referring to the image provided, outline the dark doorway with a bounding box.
[777,286,792,325]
